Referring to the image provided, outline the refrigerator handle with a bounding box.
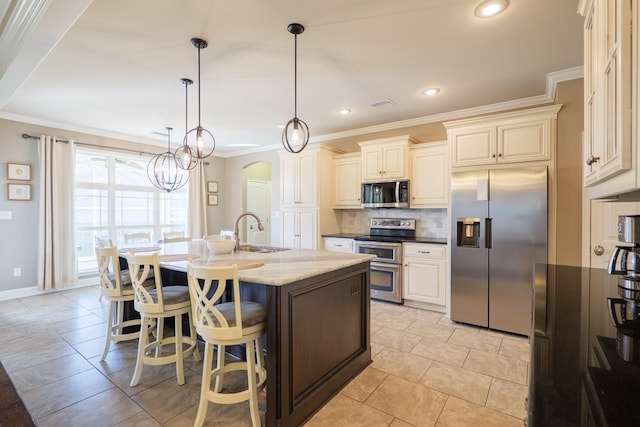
[485,218,492,249]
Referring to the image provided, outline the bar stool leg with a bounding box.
[100,300,116,361]
[246,339,260,427]
[175,314,185,385]
[214,344,226,392]
[130,315,150,387]
[194,342,214,427]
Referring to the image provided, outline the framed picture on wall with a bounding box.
[207,181,218,193]
[7,184,31,201]
[7,163,31,181]
[208,194,218,206]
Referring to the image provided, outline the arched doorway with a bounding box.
[242,161,272,245]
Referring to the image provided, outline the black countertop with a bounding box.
[321,233,447,245]
[529,264,640,426]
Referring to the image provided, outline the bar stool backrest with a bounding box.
[187,263,243,341]
[126,252,165,314]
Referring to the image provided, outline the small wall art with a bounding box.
[208,194,218,206]
[7,163,31,181]
[8,183,31,201]
[207,181,218,193]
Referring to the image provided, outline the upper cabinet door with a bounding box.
[381,145,406,179]
[581,0,633,194]
[280,152,317,208]
[333,153,361,208]
[411,142,449,208]
[361,146,384,180]
[498,119,550,163]
[449,127,495,167]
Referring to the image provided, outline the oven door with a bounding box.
[355,241,400,263]
[370,261,403,303]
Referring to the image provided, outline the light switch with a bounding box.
[0,211,12,220]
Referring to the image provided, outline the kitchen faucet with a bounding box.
[234,211,265,250]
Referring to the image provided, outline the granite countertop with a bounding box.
[321,233,367,239]
[529,264,640,426]
[125,240,375,287]
[321,233,447,245]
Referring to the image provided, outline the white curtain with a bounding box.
[37,135,77,290]
[187,161,207,239]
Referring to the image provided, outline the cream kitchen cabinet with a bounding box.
[279,145,340,249]
[444,105,561,169]
[281,152,316,208]
[403,242,447,310]
[323,237,355,253]
[358,135,417,181]
[410,141,448,208]
[333,153,361,208]
[282,209,317,249]
[579,0,636,199]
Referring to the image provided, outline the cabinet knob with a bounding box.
[498,153,502,157]
[586,155,600,166]
[492,154,496,158]
[593,245,605,256]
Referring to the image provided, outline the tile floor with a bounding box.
[0,286,529,426]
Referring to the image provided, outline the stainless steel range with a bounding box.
[355,218,416,303]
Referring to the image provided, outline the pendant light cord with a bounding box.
[197,46,202,127]
[294,33,298,119]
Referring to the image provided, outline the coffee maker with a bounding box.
[608,215,640,363]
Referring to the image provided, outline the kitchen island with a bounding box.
[125,240,374,427]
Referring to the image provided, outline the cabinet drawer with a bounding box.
[324,237,354,253]
[403,243,445,259]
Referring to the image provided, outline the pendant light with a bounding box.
[175,78,198,170]
[282,23,310,153]
[147,127,189,192]
[182,38,215,159]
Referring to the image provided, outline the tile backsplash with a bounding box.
[338,208,448,239]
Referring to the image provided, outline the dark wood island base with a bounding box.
[243,260,371,427]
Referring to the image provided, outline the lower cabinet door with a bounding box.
[403,258,446,306]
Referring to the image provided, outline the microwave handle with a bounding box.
[395,181,399,203]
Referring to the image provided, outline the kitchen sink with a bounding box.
[238,244,289,253]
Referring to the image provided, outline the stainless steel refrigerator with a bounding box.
[450,166,547,336]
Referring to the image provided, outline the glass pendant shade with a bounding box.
[282,23,310,154]
[182,38,215,160]
[175,77,198,170]
[147,127,189,192]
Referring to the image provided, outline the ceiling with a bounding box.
[0,0,584,157]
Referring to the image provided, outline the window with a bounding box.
[75,149,188,275]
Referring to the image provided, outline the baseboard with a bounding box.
[0,277,97,301]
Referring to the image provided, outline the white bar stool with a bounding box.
[187,262,266,427]
[126,251,200,387]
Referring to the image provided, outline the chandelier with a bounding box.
[147,127,189,192]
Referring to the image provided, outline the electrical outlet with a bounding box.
[13,268,21,277]
[0,211,11,220]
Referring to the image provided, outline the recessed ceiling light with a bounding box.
[338,108,351,115]
[474,0,509,18]
[228,143,259,147]
[421,88,440,96]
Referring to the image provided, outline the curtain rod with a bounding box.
[21,133,155,156]
[21,133,210,164]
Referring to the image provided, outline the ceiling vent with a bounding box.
[370,98,395,109]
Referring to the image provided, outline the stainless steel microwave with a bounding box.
[361,180,410,208]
